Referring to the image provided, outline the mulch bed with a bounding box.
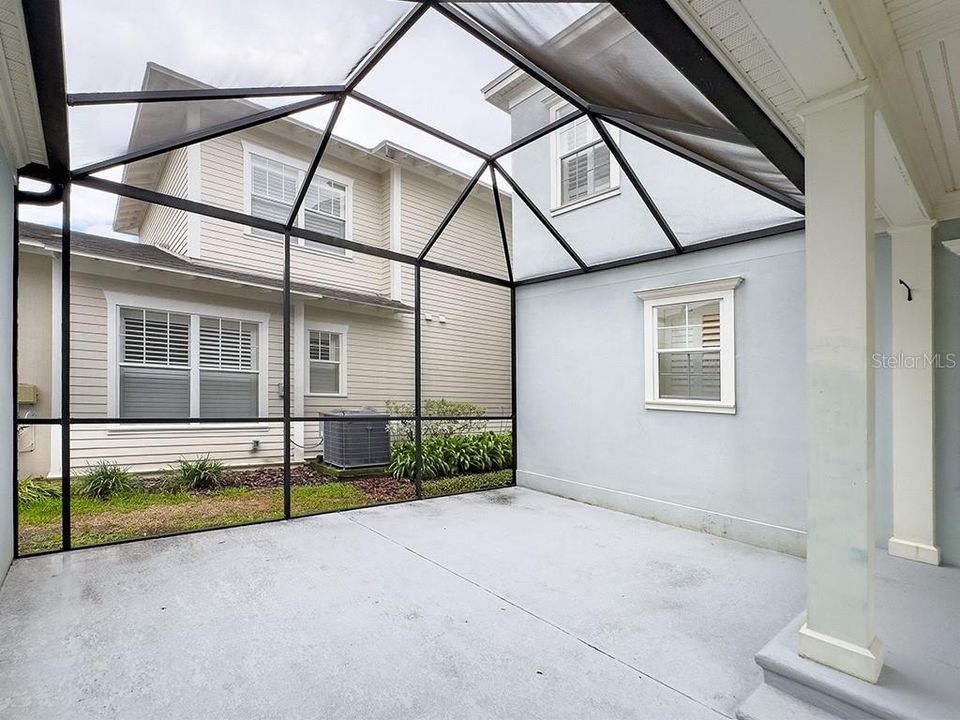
[221,465,327,489]
[219,465,414,503]
[351,477,415,502]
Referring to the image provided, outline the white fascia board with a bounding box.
[633,276,744,302]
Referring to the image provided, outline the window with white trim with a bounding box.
[118,306,263,418]
[635,277,741,414]
[308,329,343,395]
[249,152,348,255]
[552,103,618,209]
[199,317,260,417]
[119,308,191,418]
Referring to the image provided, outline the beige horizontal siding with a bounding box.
[69,425,285,475]
[420,270,512,415]
[401,173,512,415]
[302,304,415,416]
[398,172,512,415]
[139,148,189,255]
[17,253,54,479]
[196,131,389,295]
[400,170,512,279]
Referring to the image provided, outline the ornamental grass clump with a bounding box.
[163,455,225,492]
[75,461,136,499]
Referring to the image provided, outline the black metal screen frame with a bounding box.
[11,0,808,556]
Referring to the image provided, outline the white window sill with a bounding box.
[550,187,621,217]
[645,400,736,415]
[105,422,275,435]
[244,233,354,261]
[305,393,348,399]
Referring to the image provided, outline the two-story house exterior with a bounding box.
[16,65,512,479]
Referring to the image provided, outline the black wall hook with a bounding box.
[898,278,913,302]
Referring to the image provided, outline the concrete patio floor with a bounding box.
[0,487,805,719]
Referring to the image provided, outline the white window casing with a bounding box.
[306,322,348,397]
[635,277,742,414]
[104,291,270,432]
[241,140,354,258]
[549,100,620,215]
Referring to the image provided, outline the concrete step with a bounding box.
[752,615,892,720]
[736,684,845,720]
[741,559,960,720]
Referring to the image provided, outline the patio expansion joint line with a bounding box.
[345,512,731,719]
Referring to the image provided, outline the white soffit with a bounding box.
[0,0,45,171]
[671,0,946,223]
[886,1,960,197]
[669,0,860,148]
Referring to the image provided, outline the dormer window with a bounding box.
[246,146,351,256]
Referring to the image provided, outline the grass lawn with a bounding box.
[17,470,513,555]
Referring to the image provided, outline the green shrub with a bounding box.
[17,476,60,506]
[76,461,136,499]
[423,470,513,498]
[386,398,490,444]
[389,432,512,480]
[163,455,225,492]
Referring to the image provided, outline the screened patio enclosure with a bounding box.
[13,0,804,555]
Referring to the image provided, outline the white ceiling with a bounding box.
[885,0,960,195]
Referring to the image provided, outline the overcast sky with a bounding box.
[21,1,532,237]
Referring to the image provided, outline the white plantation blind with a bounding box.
[250,154,298,231]
[249,152,347,255]
[309,330,342,394]
[303,176,347,251]
[117,307,262,419]
[121,308,190,367]
[555,105,611,205]
[119,308,190,417]
[655,300,721,401]
[199,317,259,417]
[199,317,258,371]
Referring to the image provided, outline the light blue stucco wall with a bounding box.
[504,88,954,558]
[933,220,960,566]
[515,223,957,563]
[0,148,14,581]
[516,232,809,555]
[875,234,893,548]
[873,224,960,566]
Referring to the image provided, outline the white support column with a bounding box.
[389,165,402,302]
[888,222,940,565]
[798,83,884,683]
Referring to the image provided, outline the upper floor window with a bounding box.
[118,305,264,419]
[634,277,742,414]
[248,149,350,256]
[551,103,620,213]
